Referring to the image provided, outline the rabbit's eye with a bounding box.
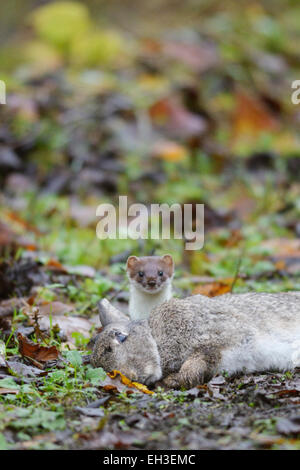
[115,331,127,343]
[158,271,163,276]
[138,271,144,278]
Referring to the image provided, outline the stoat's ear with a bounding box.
[162,254,174,275]
[126,256,139,271]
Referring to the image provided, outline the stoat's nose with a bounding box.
[148,279,156,287]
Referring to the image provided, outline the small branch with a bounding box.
[230,246,245,293]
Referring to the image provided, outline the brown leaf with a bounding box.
[0,388,19,395]
[5,210,42,236]
[261,238,300,258]
[233,91,279,139]
[0,222,37,254]
[143,38,219,73]
[192,280,233,297]
[17,333,59,363]
[0,222,16,248]
[149,97,207,139]
[45,259,68,273]
[275,389,300,398]
[16,432,57,450]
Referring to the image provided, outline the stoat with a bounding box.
[126,255,174,320]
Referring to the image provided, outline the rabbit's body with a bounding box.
[91,292,300,389]
[150,293,300,386]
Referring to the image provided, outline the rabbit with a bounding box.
[90,292,300,389]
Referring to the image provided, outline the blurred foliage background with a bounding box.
[1,2,300,452]
[0,0,300,287]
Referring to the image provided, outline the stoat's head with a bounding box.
[126,254,174,294]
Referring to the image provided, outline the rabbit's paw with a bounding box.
[161,373,182,389]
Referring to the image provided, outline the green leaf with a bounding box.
[71,332,90,348]
[64,350,83,368]
[0,433,10,450]
[0,378,20,390]
[12,408,65,432]
[86,367,107,385]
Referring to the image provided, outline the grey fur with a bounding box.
[91,292,300,389]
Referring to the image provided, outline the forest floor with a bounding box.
[0,0,300,450]
[0,200,299,450]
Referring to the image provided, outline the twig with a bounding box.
[230,245,245,293]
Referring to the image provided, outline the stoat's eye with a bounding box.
[138,271,144,277]
[158,271,163,276]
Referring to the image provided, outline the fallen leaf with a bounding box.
[37,301,74,316]
[0,388,19,395]
[276,416,300,436]
[75,407,105,418]
[106,370,154,395]
[6,360,47,378]
[152,141,187,162]
[275,389,300,398]
[0,222,37,254]
[63,265,96,278]
[143,38,219,73]
[16,432,57,450]
[261,238,300,257]
[5,210,42,236]
[192,280,233,297]
[36,302,96,344]
[232,91,279,139]
[209,376,226,386]
[0,146,21,170]
[149,97,207,139]
[249,433,285,448]
[45,259,68,273]
[162,40,218,72]
[17,333,59,363]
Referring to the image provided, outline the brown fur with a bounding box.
[126,255,174,292]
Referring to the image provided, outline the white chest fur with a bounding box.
[129,280,172,320]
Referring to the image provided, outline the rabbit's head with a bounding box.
[90,299,162,386]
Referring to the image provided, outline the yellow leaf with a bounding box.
[131,381,155,394]
[70,30,124,67]
[108,370,154,394]
[152,141,187,162]
[30,1,91,50]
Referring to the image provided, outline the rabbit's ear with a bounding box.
[98,299,129,326]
